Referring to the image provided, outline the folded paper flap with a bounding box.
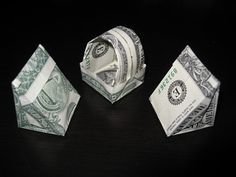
[12,44,56,106]
[101,31,128,83]
[116,26,145,73]
[177,45,220,99]
[173,87,220,135]
[12,44,50,95]
[81,65,125,94]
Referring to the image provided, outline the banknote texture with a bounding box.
[80,26,146,103]
[150,45,220,136]
[12,44,80,136]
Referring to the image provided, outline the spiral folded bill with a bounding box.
[80,26,146,103]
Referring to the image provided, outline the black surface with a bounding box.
[2,1,236,177]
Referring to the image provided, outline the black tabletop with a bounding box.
[2,1,236,177]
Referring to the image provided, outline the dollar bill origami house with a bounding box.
[80,26,146,103]
[11,44,80,136]
[150,45,220,137]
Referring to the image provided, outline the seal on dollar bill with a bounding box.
[150,45,220,136]
[168,80,187,105]
[92,41,109,58]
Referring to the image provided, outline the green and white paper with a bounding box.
[150,46,220,136]
[12,44,80,136]
[80,26,146,103]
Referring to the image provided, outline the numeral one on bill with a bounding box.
[150,45,220,137]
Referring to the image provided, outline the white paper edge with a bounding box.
[18,57,56,106]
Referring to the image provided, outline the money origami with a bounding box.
[11,44,80,136]
[80,26,146,103]
[150,45,220,137]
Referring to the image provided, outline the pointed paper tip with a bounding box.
[38,44,44,50]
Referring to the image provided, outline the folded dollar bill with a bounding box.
[150,45,220,136]
[11,44,80,136]
[80,26,146,103]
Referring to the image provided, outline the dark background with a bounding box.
[1,0,236,176]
